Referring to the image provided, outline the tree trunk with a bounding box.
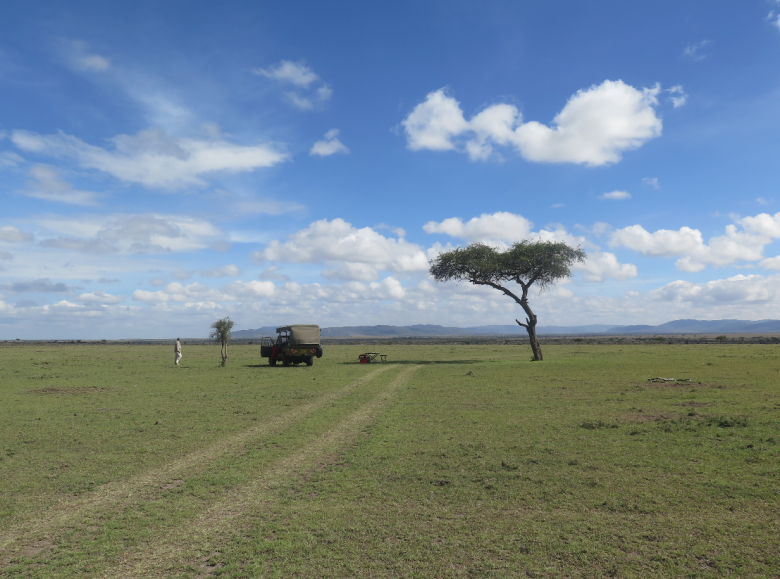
[221,342,228,366]
[477,279,544,361]
[516,294,543,361]
[521,318,543,361]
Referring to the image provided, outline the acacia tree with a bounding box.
[429,240,586,361]
[210,316,235,366]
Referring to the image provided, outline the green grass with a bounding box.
[0,342,778,577]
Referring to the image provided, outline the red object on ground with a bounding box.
[358,353,370,363]
[271,345,278,362]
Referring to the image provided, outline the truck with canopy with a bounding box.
[260,324,323,366]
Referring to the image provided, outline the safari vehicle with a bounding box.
[260,324,323,366]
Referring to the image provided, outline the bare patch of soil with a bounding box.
[193,552,225,578]
[623,412,676,423]
[162,479,185,490]
[18,540,55,558]
[639,382,713,388]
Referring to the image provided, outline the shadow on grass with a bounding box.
[337,360,482,365]
[245,360,482,368]
[244,364,318,369]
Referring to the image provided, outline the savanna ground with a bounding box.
[0,342,778,578]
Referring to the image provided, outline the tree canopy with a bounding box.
[429,240,586,360]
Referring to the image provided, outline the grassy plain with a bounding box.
[0,341,778,578]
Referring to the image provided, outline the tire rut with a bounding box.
[0,365,395,560]
[101,365,421,579]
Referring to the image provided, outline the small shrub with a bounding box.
[715,335,728,342]
[580,420,619,430]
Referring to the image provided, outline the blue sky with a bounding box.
[2,0,780,339]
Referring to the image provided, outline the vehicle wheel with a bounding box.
[282,356,291,367]
[306,356,314,366]
[316,346,323,358]
[269,358,277,366]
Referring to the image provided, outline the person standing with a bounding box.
[174,338,182,366]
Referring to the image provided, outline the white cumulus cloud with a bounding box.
[201,264,243,278]
[322,262,380,282]
[759,256,780,270]
[611,212,780,271]
[11,128,288,189]
[252,218,429,277]
[254,61,319,87]
[424,211,588,251]
[424,211,634,282]
[599,190,631,201]
[0,226,34,243]
[651,274,780,304]
[77,54,111,71]
[66,41,112,72]
[254,60,332,110]
[221,280,276,299]
[286,93,314,110]
[35,213,223,254]
[768,11,780,31]
[78,290,123,305]
[310,129,349,156]
[683,40,711,61]
[24,165,101,206]
[132,280,275,304]
[667,85,688,108]
[402,80,663,166]
[0,151,25,167]
[574,252,637,282]
[423,211,534,244]
[257,266,290,281]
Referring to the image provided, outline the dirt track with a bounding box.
[101,365,419,578]
[1,365,417,577]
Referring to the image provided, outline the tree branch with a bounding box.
[473,280,523,304]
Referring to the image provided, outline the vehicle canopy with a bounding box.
[276,324,321,346]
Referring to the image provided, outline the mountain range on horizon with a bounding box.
[233,319,780,339]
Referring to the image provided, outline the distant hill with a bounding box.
[606,319,780,334]
[233,319,780,338]
[233,326,278,338]
[234,324,487,338]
